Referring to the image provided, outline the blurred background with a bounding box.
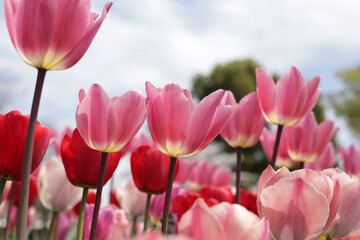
[1,0,360,174]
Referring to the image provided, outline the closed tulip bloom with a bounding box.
[284,112,338,163]
[146,82,232,158]
[76,84,146,153]
[83,204,115,240]
[5,0,112,70]
[339,145,360,176]
[10,174,38,207]
[304,143,337,170]
[0,111,49,181]
[220,91,265,148]
[121,134,155,156]
[256,66,321,126]
[60,128,122,188]
[131,145,179,194]
[38,156,82,212]
[257,166,342,240]
[178,198,270,240]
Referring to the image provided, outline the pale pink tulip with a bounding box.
[339,145,360,176]
[220,91,265,148]
[322,168,360,238]
[83,204,115,240]
[115,179,148,217]
[335,229,360,240]
[106,205,131,240]
[76,84,146,152]
[257,166,342,240]
[256,66,321,126]
[174,159,198,185]
[260,128,296,168]
[304,143,337,170]
[37,156,82,212]
[188,161,232,188]
[133,232,193,240]
[178,198,270,240]
[284,112,338,163]
[146,82,232,158]
[5,0,112,70]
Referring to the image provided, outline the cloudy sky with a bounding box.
[1,0,360,145]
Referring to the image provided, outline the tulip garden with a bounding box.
[2,0,360,240]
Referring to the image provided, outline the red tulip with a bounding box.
[9,174,38,207]
[256,66,321,126]
[0,111,49,181]
[5,0,112,70]
[72,191,97,215]
[60,128,122,188]
[131,145,180,194]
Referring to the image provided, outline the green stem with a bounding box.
[0,178,7,202]
[76,187,89,240]
[17,68,47,240]
[161,157,177,235]
[270,125,284,168]
[235,147,242,204]
[5,182,16,240]
[143,193,152,232]
[326,236,332,240]
[89,152,109,240]
[47,211,59,240]
[131,215,138,236]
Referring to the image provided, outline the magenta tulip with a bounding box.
[5,0,112,70]
[284,112,338,163]
[339,145,360,176]
[146,82,232,158]
[178,198,270,240]
[76,84,147,153]
[256,66,321,126]
[257,166,342,240]
[220,91,265,148]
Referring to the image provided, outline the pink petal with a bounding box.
[300,76,321,117]
[256,68,275,121]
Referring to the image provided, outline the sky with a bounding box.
[1,0,360,146]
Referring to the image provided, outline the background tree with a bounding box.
[192,59,326,174]
[331,66,360,136]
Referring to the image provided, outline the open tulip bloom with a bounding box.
[146,81,233,234]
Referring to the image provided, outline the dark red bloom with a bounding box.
[60,128,122,188]
[240,189,258,215]
[172,189,201,220]
[110,190,121,208]
[9,174,38,207]
[72,191,97,215]
[200,186,234,206]
[130,145,179,194]
[0,111,49,181]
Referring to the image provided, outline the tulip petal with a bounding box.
[256,68,275,122]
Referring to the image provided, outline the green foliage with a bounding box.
[331,67,360,135]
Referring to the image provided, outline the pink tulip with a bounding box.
[83,204,115,240]
[174,159,198,185]
[256,66,321,126]
[220,91,265,148]
[322,168,360,238]
[304,143,337,170]
[133,232,193,240]
[339,145,360,176]
[257,166,342,240]
[49,127,72,156]
[76,84,147,152]
[284,112,338,163]
[115,179,148,217]
[260,128,296,168]
[106,205,131,240]
[335,229,360,240]
[37,156,82,212]
[146,82,232,158]
[5,0,112,70]
[188,161,232,188]
[178,198,270,240]
[121,133,155,156]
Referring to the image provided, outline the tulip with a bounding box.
[76,84,146,153]
[122,134,155,156]
[174,159,198,185]
[339,145,360,176]
[178,198,270,240]
[5,0,112,70]
[284,112,338,164]
[107,205,131,240]
[49,127,72,156]
[61,128,121,188]
[260,127,296,168]
[132,232,193,240]
[0,111,49,182]
[304,143,337,170]
[10,174,38,208]
[83,204,115,240]
[257,166,342,240]
[73,191,97,215]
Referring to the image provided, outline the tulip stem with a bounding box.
[143,193,152,232]
[47,211,59,240]
[270,125,284,168]
[299,162,304,169]
[131,215,138,236]
[161,157,177,235]
[5,182,16,240]
[17,68,47,240]
[0,178,6,202]
[326,236,332,240]
[235,147,243,204]
[76,187,88,240]
[89,152,109,240]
